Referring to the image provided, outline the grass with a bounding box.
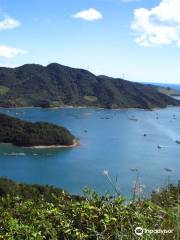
[0,86,9,95]
[84,96,98,102]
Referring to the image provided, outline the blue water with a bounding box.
[158,83,180,91]
[145,82,180,91]
[0,105,180,197]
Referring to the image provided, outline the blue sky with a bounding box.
[0,0,180,83]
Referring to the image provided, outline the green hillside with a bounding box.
[0,63,179,109]
[0,113,75,147]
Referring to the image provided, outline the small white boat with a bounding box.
[3,152,26,156]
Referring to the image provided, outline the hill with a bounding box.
[155,86,180,97]
[0,63,179,109]
[0,113,75,147]
[144,83,180,97]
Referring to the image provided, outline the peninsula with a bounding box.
[0,113,76,147]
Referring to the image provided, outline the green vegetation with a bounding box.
[156,86,180,97]
[0,85,9,95]
[0,178,179,240]
[0,63,179,109]
[83,96,98,102]
[0,113,75,147]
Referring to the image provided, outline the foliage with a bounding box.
[83,96,98,102]
[0,178,179,240]
[0,85,9,95]
[0,63,179,109]
[151,181,180,208]
[0,113,74,147]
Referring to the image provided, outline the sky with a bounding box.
[0,0,180,84]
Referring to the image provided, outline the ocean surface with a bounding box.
[0,84,180,197]
[145,82,180,91]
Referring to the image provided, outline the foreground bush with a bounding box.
[0,178,179,240]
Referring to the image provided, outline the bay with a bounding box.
[0,105,180,197]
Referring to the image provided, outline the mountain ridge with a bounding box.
[0,63,179,109]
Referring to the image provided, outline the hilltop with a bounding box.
[0,63,179,109]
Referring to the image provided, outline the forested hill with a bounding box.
[0,113,75,147]
[0,63,179,109]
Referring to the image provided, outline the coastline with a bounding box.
[0,105,171,111]
[1,101,180,117]
[1,100,180,111]
[27,139,80,149]
[0,139,80,149]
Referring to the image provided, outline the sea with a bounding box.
[0,83,180,197]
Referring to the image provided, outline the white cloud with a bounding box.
[0,63,18,68]
[0,45,27,58]
[0,16,20,30]
[72,8,103,21]
[131,0,180,46]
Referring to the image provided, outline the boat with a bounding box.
[105,115,111,119]
[129,117,138,121]
[164,168,172,172]
[129,168,138,172]
[3,152,26,156]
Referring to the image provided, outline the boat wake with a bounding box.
[148,119,180,142]
[3,152,26,156]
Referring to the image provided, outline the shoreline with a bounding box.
[1,104,180,111]
[27,139,80,149]
[0,139,80,149]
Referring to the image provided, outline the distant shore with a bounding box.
[1,103,180,111]
[0,105,104,110]
[1,104,180,120]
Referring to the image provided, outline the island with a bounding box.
[0,113,77,147]
[0,63,180,109]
